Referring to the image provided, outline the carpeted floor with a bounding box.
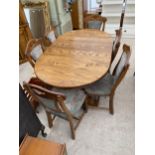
[19,37,135,155]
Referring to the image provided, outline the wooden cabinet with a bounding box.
[19,1,33,64]
[20,135,67,155]
[71,0,85,29]
[71,1,79,29]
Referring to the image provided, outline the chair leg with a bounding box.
[86,95,99,107]
[40,124,47,137]
[46,111,53,128]
[67,115,75,140]
[58,101,76,139]
[83,99,88,113]
[109,95,114,115]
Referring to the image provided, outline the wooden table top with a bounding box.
[19,136,66,155]
[35,29,113,88]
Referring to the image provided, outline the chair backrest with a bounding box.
[112,44,131,78]
[110,44,131,93]
[25,39,44,67]
[46,30,56,43]
[84,14,107,31]
[110,29,122,65]
[23,84,39,110]
[23,81,66,112]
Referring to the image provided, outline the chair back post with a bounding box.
[110,29,122,65]
[111,44,131,94]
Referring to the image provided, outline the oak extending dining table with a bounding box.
[35,29,113,88]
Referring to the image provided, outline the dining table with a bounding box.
[35,29,113,88]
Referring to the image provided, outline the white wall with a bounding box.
[88,0,99,11]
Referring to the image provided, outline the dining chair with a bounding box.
[25,39,44,68]
[83,44,131,114]
[23,80,87,140]
[46,29,56,43]
[23,77,53,110]
[43,27,56,49]
[84,14,107,31]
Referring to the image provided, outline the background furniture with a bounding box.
[70,0,85,29]
[84,14,107,31]
[19,85,46,145]
[19,1,33,64]
[23,80,87,139]
[22,1,51,39]
[35,29,113,88]
[70,0,79,29]
[48,0,73,35]
[84,44,131,114]
[20,135,67,155]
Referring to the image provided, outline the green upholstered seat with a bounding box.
[37,96,57,110]
[88,21,102,30]
[84,73,116,96]
[52,88,86,115]
[84,51,127,96]
[37,88,86,116]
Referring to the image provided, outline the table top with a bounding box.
[35,29,113,88]
[19,135,66,155]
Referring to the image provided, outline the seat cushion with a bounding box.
[52,88,86,115]
[37,96,57,110]
[84,73,116,96]
[88,21,102,30]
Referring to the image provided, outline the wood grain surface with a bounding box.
[35,29,113,88]
[19,135,66,155]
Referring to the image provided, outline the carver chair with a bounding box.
[84,14,107,31]
[23,80,87,140]
[25,39,44,68]
[23,77,52,110]
[84,44,131,114]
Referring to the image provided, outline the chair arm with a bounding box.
[26,82,66,100]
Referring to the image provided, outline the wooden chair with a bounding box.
[46,29,56,43]
[43,26,57,49]
[85,29,122,107]
[84,44,131,114]
[23,77,52,110]
[84,14,107,31]
[25,39,44,68]
[23,80,87,140]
